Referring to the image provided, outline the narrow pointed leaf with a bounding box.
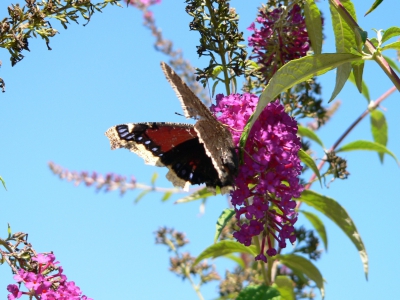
[348,72,370,101]
[214,208,235,242]
[370,110,388,163]
[300,210,328,250]
[329,0,361,101]
[194,240,258,265]
[383,55,400,73]
[212,80,219,98]
[150,172,158,185]
[237,285,281,300]
[304,0,323,54]
[382,26,400,44]
[298,149,322,184]
[134,190,150,203]
[337,140,398,164]
[329,62,352,102]
[297,125,324,147]
[0,176,6,190]
[278,254,324,298]
[381,41,400,51]
[273,276,295,300]
[175,187,213,203]
[224,254,245,269]
[356,28,368,45]
[330,0,358,52]
[369,37,379,47]
[352,61,365,94]
[161,191,173,202]
[232,77,238,94]
[240,53,363,148]
[212,65,223,78]
[298,190,368,278]
[364,0,384,17]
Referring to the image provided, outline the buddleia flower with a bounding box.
[211,94,303,261]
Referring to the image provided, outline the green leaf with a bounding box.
[329,62,352,102]
[161,191,173,202]
[383,55,400,73]
[300,210,328,250]
[298,149,322,185]
[212,80,219,98]
[304,0,323,54]
[232,77,238,94]
[364,0,384,17]
[369,37,379,47]
[381,41,400,51]
[224,254,246,269]
[194,240,258,265]
[298,190,368,278]
[381,26,400,44]
[214,208,235,243]
[351,61,365,95]
[356,28,368,45]
[0,176,6,190]
[329,0,359,102]
[330,0,358,53]
[348,71,370,102]
[337,140,398,164]
[273,276,295,300]
[239,53,363,149]
[297,125,324,147]
[150,172,158,185]
[212,65,223,78]
[175,187,213,204]
[370,110,388,163]
[278,254,324,298]
[237,285,281,300]
[134,190,150,203]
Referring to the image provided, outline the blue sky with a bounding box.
[0,1,399,299]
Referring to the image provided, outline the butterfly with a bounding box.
[105,62,238,194]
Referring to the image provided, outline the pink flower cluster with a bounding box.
[211,94,303,262]
[248,4,310,80]
[124,0,161,7]
[124,0,161,21]
[7,253,92,300]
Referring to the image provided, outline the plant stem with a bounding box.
[253,236,270,285]
[205,0,231,95]
[329,0,400,91]
[301,86,397,195]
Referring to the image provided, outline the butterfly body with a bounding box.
[105,63,238,193]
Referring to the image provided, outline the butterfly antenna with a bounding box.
[175,112,198,121]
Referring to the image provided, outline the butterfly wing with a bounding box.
[105,122,226,191]
[160,62,238,191]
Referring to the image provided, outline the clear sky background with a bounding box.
[0,1,399,299]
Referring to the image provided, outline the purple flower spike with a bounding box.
[211,94,303,262]
[248,4,310,82]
